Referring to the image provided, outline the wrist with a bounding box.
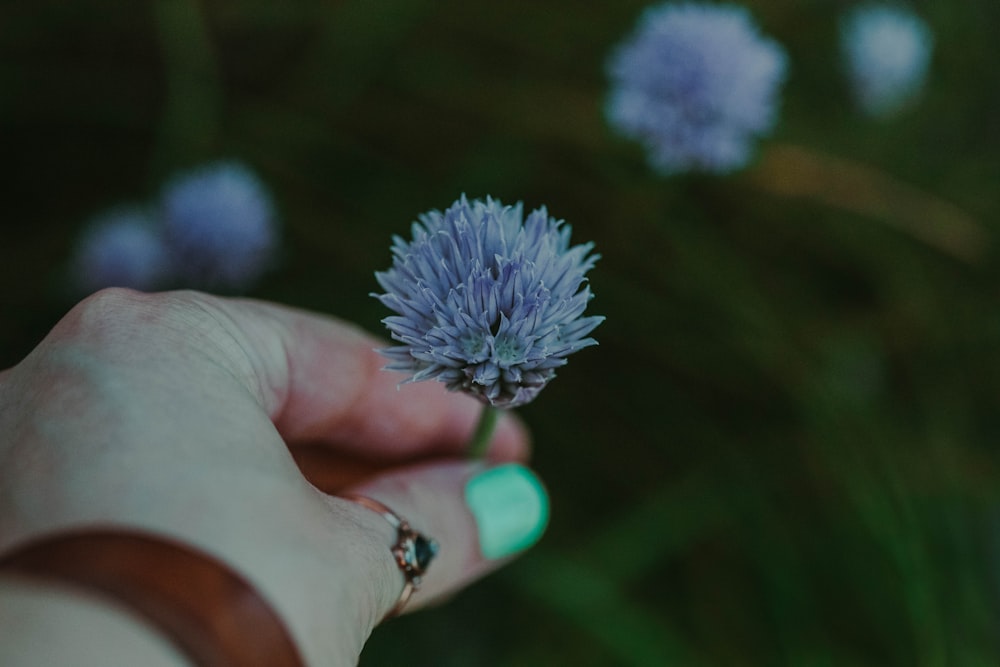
[0,528,305,667]
[0,574,190,667]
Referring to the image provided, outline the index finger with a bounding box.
[201,294,531,463]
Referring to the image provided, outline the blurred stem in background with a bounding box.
[745,144,989,265]
[513,551,700,666]
[151,0,221,174]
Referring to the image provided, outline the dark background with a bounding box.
[3,1,999,664]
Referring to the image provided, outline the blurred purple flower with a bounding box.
[841,4,933,118]
[71,208,172,293]
[374,195,603,408]
[161,161,278,290]
[606,2,788,175]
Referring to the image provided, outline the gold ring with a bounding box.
[341,494,438,620]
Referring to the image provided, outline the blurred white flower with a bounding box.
[72,208,171,293]
[161,161,279,290]
[841,4,934,117]
[606,2,788,175]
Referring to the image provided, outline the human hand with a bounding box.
[0,288,549,666]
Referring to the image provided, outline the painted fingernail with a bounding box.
[465,463,549,560]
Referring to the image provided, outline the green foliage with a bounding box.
[2,1,1000,664]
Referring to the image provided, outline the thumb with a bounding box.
[337,461,550,624]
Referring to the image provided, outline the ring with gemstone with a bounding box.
[340,494,438,620]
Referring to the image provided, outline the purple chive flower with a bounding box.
[841,4,933,118]
[71,208,172,293]
[606,2,788,175]
[374,195,603,408]
[161,161,278,290]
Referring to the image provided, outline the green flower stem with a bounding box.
[467,404,500,459]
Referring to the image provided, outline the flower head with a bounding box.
[840,4,933,117]
[606,2,787,175]
[71,208,172,293]
[374,195,603,408]
[161,161,278,290]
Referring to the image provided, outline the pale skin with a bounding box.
[0,288,534,666]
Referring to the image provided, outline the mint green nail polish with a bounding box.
[465,464,549,560]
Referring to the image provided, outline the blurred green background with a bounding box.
[3,1,1000,664]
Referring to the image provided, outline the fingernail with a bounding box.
[465,463,549,560]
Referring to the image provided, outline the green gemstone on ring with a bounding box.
[413,534,438,573]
